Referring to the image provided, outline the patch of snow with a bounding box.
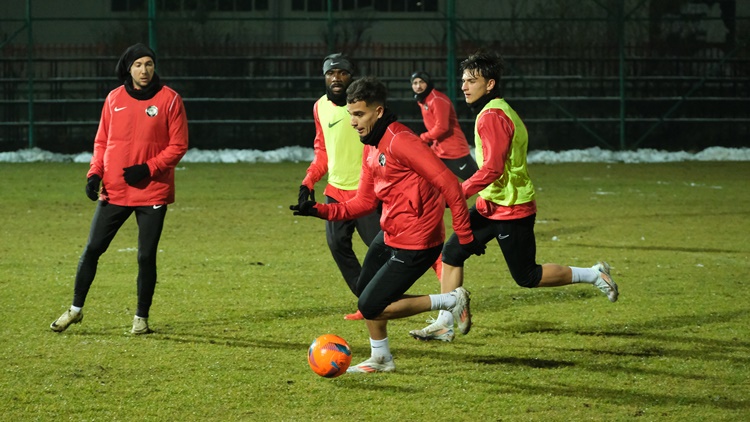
[1,146,748,164]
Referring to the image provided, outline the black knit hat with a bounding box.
[323,53,354,75]
[410,71,431,84]
[115,43,157,82]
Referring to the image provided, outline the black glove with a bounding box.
[290,200,318,217]
[460,238,486,256]
[298,185,315,206]
[85,175,101,201]
[123,164,150,186]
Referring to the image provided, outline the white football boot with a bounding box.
[131,316,154,335]
[346,356,396,374]
[50,309,83,332]
[409,318,455,342]
[593,261,619,302]
[449,287,472,335]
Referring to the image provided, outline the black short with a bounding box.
[355,231,443,319]
[442,207,542,288]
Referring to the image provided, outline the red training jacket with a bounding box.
[417,89,471,159]
[316,121,474,250]
[88,85,189,206]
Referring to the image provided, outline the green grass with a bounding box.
[1,161,749,421]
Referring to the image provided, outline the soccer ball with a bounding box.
[307,334,352,378]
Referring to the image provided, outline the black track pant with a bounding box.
[72,201,167,318]
[325,195,381,295]
[355,231,443,319]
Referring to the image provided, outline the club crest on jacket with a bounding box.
[378,153,386,167]
[146,106,158,117]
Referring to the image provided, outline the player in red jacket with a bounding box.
[295,54,380,321]
[50,43,188,335]
[291,77,485,373]
[411,71,478,180]
[411,71,480,338]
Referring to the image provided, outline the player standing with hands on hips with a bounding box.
[50,43,188,335]
[292,77,485,373]
[410,50,618,342]
[292,54,381,321]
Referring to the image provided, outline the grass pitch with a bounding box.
[1,161,748,421]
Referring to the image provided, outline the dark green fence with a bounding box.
[1,1,748,153]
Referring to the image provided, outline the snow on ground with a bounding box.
[1,146,749,164]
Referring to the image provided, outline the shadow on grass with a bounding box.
[565,242,747,254]
[495,380,749,411]
[534,223,596,239]
[152,332,312,352]
[61,305,749,355]
[330,380,423,392]
[470,356,574,369]
[68,306,747,356]
[498,309,750,351]
[475,287,615,311]
[58,306,749,403]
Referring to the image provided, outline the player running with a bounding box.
[292,77,485,373]
[410,50,619,342]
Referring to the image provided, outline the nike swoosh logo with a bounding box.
[328,118,344,128]
[114,107,127,112]
[459,164,467,170]
[497,234,510,240]
[153,205,163,209]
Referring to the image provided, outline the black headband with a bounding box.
[323,53,354,75]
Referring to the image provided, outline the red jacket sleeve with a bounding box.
[302,101,328,190]
[88,94,111,179]
[421,94,452,144]
[462,108,514,198]
[146,92,189,176]
[392,136,474,244]
[316,149,379,221]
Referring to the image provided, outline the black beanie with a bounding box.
[411,71,434,102]
[116,43,157,82]
[410,71,431,85]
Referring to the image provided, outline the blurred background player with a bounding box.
[292,53,380,321]
[410,50,618,342]
[411,70,478,180]
[50,43,189,335]
[410,70,479,339]
[292,76,484,373]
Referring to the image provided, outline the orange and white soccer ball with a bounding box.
[307,334,352,378]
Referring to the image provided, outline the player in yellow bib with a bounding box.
[292,54,380,321]
[410,50,620,342]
